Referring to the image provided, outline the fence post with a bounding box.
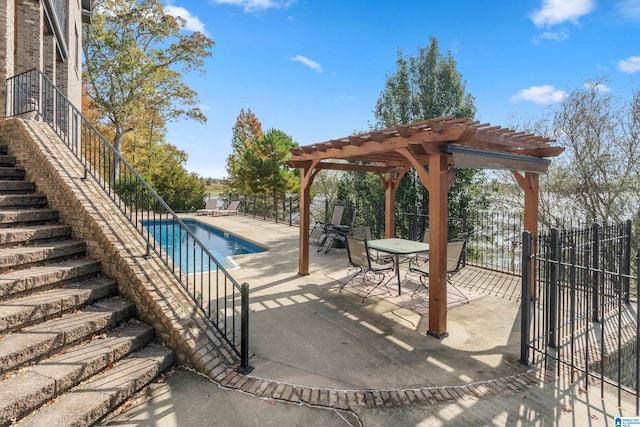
[520,230,532,365]
[412,204,418,240]
[274,194,278,223]
[569,243,577,383]
[592,223,601,322]
[548,228,559,348]
[623,219,632,303]
[252,195,256,218]
[237,282,253,374]
[263,194,267,220]
[289,196,293,226]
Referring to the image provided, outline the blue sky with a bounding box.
[163,0,640,179]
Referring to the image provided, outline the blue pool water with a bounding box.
[142,219,266,272]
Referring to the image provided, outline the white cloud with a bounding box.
[530,0,594,27]
[211,0,296,13]
[289,55,322,72]
[616,0,640,19]
[165,5,206,34]
[584,82,611,92]
[539,28,570,41]
[510,85,567,105]
[618,56,640,73]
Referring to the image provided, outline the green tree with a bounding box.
[340,36,481,237]
[83,0,214,177]
[225,108,263,193]
[121,131,207,211]
[234,128,299,197]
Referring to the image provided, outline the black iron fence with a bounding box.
[6,69,252,373]
[223,193,300,226]
[316,201,524,275]
[221,195,526,275]
[521,221,639,413]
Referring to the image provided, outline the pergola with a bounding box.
[289,115,564,337]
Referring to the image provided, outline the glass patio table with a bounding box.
[367,238,430,295]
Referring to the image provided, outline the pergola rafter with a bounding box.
[289,115,564,337]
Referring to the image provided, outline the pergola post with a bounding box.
[512,171,540,299]
[427,152,449,338]
[383,172,396,238]
[298,163,317,275]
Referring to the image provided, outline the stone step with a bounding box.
[0,240,85,273]
[0,277,116,333]
[0,167,25,181]
[0,181,36,194]
[0,224,71,248]
[0,194,47,209]
[0,258,101,300]
[0,208,59,227]
[0,296,135,375]
[15,343,174,427]
[0,320,154,426]
[0,155,16,167]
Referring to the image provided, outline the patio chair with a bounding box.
[196,198,218,216]
[345,236,394,302]
[213,200,240,216]
[310,205,344,246]
[319,208,357,253]
[405,227,430,270]
[408,240,469,303]
[352,226,393,264]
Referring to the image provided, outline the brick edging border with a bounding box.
[211,366,554,410]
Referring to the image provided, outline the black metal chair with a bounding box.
[345,236,394,301]
[408,240,469,303]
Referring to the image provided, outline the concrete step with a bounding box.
[0,167,25,181]
[0,240,86,273]
[0,224,71,248]
[0,155,16,167]
[0,320,154,426]
[0,194,47,209]
[0,208,59,227]
[0,296,135,375]
[0,277,116,333]
[15,343,175,427]
[0,258,101,300]
[0,181,36,194]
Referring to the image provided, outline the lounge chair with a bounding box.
[408,240,468,302]
[213,200,240,216]
[196,198,218,216]
[310,205,344,247]
[319,208,357,253]
[345,236,394,302]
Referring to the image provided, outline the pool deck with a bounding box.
[105,214,638,426]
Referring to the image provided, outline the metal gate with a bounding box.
[520,220,640,413]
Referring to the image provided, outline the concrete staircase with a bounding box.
[0,144,175,426]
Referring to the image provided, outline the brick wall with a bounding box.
[1,117,236,378]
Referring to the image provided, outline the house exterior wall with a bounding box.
[0,0,83,117]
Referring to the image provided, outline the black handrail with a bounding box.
[6,69,252,373]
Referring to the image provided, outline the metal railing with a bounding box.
[521,221,639,413]
[6,69,252,373]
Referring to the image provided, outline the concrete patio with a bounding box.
[105,214,637,426]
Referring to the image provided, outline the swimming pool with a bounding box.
[142,219,266,272]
